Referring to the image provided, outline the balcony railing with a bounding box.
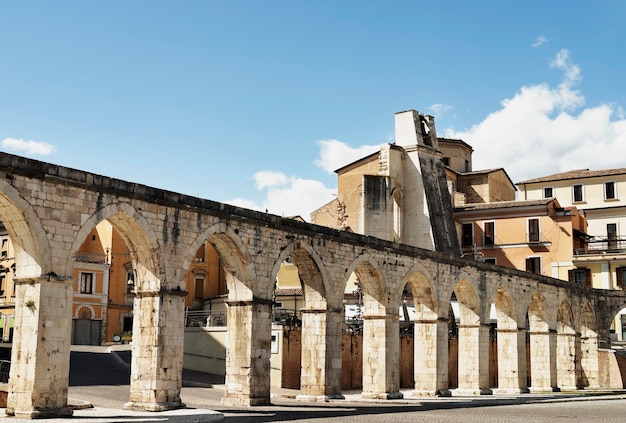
[575,238,626,256]
[74,251,109,264]
[185,309,227,327]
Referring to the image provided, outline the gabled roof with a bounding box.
[456,168,517,191]
[437,137,474,151]
[517,168,626,184]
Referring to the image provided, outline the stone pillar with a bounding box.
[6,277,74,418]
[580,333,599,389]
[222,298,272,406]
[556,332,577,390]
[297,308,344,402]
[413,319,450,396]
[454,324,491,395]
[124,289,187,411]
[577,334,600,389]
[493,328,529,394]
[529,330,558,392]
[361,315,402,399]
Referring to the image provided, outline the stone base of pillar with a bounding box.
[529,387,559,393]
[452,388,492,396]
[492,387,530,395]
[123,400,186,412]
[361,391,404,400]
[221,394,271,407]
[411,389,451,397]
[557,385,578,392]
[296,393,345,402]
[6,406,73,419]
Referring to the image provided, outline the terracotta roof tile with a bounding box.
[517,168,626,184]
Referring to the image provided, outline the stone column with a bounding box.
[222,298,272,406]
[413,318,450,396]
[556,332,577,390]
[493,328,529,394]
[454,324,491,395]
[580,333,599,389]
[124,289,187,411]
[361,315,402,399]
[6,277,74,419]
[529,330,558,392]
[297,308,344,402]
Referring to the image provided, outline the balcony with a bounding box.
[74,251,109,264]
[575,237,626,257]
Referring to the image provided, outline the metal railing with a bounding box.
[74,251,109,264]
[575,238,626,256]
[184,309,227,327]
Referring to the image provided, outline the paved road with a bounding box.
[5,346,626,422]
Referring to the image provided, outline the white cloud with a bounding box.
[314,139,380,173]
[226,172,336,220]
[429,103,454,119]
[253,170,288,189]
[444,49,626,184]
[1,137,57,155]
[532,36,548,48]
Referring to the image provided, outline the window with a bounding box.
[194,275,205,299]
[543,187,553,199]
[568,268,591,287]
[0,272,5,296]
[605,181,617,200]
[616,267,626,289]
[393,190,402,241]
[126,269,135,294]
[443,157,450,167]
[607,223,618,250]
[484,258,496,265]
[461,223,474,248]
[79,272,94,294]
[525,257,541,275]
[484,222,495,246]
[572,184,584,202]
[464,160,470,172]
[528,218,540,243]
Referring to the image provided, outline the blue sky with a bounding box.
[2,1,626,220]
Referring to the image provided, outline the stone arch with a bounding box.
[271,240,328,309]
[557,299,575,335]
[65,202,160,289]
[528,291,549,333]
[493,286,516,330]
[527,291,557,392]
[344,252,385,316]
[0,180,49,278]
[450,276,481,326]
[556,298,577,389]
[400,262,438,321]
[185,221,254,300]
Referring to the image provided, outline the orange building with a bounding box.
[454,198,588,277]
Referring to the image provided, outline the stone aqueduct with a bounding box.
[1,151,626,417]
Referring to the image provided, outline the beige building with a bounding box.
[312,110,459,256]
[518,168,626,340]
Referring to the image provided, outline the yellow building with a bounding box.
[0,223,16,342]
